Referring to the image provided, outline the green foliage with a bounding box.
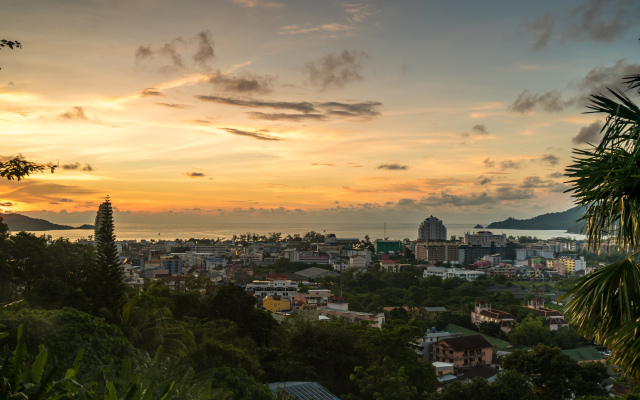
[429,371,537,400]
[508,316,551,347]
[0,155,56,181]
[87,197,126,321]
[502,344,607,400]
[0,308,137,368]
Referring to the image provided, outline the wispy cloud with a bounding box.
[156,103,193,109]
[232,0,283,9]
[247,112,326,121]
[279,23,354,35]
[219,127,282,141]
[196,95,316,113]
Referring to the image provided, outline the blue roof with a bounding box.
[268,382,340,400]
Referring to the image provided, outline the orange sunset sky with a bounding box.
[1,0,639,225]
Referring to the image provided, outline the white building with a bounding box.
[463,231,507,247]
[246,279,298,298]
[423,266,485,281]
[349,255,367,270]
[418,216,447,241]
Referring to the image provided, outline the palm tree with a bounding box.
[563,71,640,379]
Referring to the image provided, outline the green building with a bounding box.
[374,239,402,255]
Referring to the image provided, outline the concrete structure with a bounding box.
[246,279,298,298]
[418,215,447,241]
[318,296,385,328]
[470,300,515,334]
[349,255,367,270]
[463,231,507,246]
[415,241,460,263]
[423,266,485,281]
[431,335,493,374]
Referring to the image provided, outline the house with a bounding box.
[526,297,568,331]
[470,300,516,334]
[430,335,493,374]
[246,279,298,298]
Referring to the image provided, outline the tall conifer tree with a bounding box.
[88,196,126,321]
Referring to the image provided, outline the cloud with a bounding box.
[219,127,282,141]
[247,112,326,121]
[279,23,354,35]
[232,0,283,9]
[528,13,556,50]
[377,163,409,171]
[303,49,369,90]
[318,101,381,118]
[570,59,639,100]
[196,95,316,113]
[510,60,640,113]
[548,172,564,178]
[156,103,192,109]
[520,176,567,192]
[61,162,94,172]
[310,163,336,166]
[499,160,522,170]
[573,120,604,144]
[59,198,74,202]
[510,89,565,113]
[483,158,496,168]
[539,154,559,166]
[185,172,206,178]
[0,201,13,207]
[135,31,214,72]
[60,106,88,120]
[478,176,492,185]
[567,0,631,43]
[495,186,535,200]
[471,124,489,135]
[527,0,636,49]
[193,30,214,68]
[342,3,372,23]
[140,88,164,97]
[209,70,275,94]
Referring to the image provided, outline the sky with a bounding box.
[1,0,639,225]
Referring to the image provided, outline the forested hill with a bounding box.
[0,213,93,231]
[487,206,586,233]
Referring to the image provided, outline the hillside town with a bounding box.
[71,212,619,396]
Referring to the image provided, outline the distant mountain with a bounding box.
[487,207,586,233]
[0,213,94,231]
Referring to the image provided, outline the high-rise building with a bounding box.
[418,216,447,241]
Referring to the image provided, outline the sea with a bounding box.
[24,222,587,242]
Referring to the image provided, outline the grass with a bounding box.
[443,323,512,351]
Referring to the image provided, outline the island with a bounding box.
[0,213,94,231]
[487,206,586,233]
[474,224,483,229]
